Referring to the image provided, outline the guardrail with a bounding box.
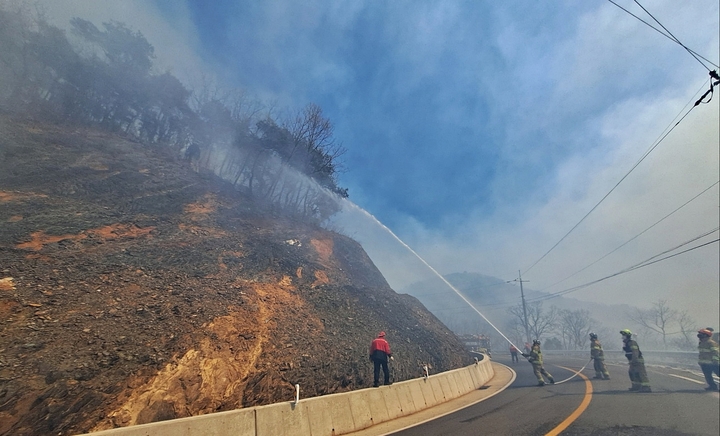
[79,354,494,436]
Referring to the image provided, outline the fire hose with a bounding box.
[551,357,593,385]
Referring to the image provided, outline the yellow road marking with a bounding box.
[545,366,593,436]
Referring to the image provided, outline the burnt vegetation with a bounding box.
[0,4,347,224]
[0,4,475,435]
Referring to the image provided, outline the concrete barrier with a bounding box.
[80,355,494,436]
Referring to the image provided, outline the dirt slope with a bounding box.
[0,116,472,436]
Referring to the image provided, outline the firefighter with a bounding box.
[620,329,651,392]
[589,332,610,380]
[522,339,554,386]
[369,331,393,387]
[509,344,519,363]
[705,327,719,344]
[697,328,719,391]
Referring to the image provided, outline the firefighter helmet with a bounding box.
[698,329,712,337]
[589,332,598,340]
[620,329,632,336]
[532,339,541,346]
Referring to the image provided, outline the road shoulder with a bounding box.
[346,361,516,436]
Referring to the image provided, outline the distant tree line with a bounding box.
[504,299,700,351]
[0,3,347,223]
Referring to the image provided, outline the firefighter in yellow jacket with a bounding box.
[697,328,719,391]
[589,333,610,380]
[522,340,554,386]
[620,329,651,392]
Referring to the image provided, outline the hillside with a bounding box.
[0,116,472,436]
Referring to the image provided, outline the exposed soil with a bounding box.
[0,116,472,436]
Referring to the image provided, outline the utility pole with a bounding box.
[518,270,531,345]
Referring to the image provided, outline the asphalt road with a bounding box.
[391,353,719,436]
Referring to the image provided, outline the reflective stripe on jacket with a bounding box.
[590,340,604,359]
[528,346,543,365]
[623,339,643,363]
[698,338,720,365]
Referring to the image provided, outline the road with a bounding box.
[391,353,719,436]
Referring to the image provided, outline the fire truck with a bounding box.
[459,334,492,357]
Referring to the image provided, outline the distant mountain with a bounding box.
[398,272,637,349]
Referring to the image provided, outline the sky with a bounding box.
[35,1,719,324]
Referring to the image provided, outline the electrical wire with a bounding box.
[631,0,713,72]
[422,235,720,313]
[539,180,720,292]
[522,80,710,276]
[478,228,720,310]
[607,0,719,70]
[528,229,719,303]
[533,235,718,302]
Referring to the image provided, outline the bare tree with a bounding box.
[508,302,558,342]
[628,299,678,349]
[285,103,346,179]
[672,310,697,351]
[558,309,593,350]
[503,318,526,348]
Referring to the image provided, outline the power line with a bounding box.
[539,180,720,291]
[522,81,708,275]
[433,226,719,310]
[529,228,719,303]
[607,0,719,70]
[622,228,719,269]
[631,0,713,72]
[486,228,720,309]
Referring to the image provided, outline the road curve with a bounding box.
[391,353,719,436]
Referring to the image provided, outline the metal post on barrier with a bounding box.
[423,364,429,379]
[294,384,300,404]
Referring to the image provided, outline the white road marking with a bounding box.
[667,374,705,385]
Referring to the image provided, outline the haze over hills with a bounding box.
[399,272,694,351]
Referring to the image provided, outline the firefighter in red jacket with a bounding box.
[369,331,392,387]
[697,328,719,391]
[509,344,519,363]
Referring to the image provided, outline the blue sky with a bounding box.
[40,1,719,323]
[173,1,602,229]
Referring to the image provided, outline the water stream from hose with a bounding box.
[344,201,592,383]
[343,200,522,351]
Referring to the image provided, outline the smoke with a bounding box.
[24,0,720,326]
[34,0,211,90]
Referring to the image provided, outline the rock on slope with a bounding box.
[0,116,472,436]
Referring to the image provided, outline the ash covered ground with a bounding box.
[0,117,471,435]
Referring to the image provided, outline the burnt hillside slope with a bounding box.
[0,116,472,436]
